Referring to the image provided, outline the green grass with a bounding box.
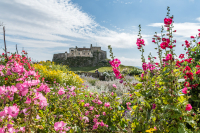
[69,65,141,73]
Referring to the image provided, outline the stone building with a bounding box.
[52,44,109,67]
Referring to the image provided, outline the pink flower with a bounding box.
[182,87,188,94]
[97,100,102,105]
[103,112,106,116]
[54,121,66,131]
[58,87,65,95]
[82,116,89,123]
[36,115,41,120]
[191,36,195,39]
[8,105,19,117]
[104,102,110,107]
[111,92,114,96]
[33,92,48,109]
[20,127,25,132]
[109,58,121,68]
[179,54,184,59]
[152,104,156,109]
[163,54,172,61]
[185,104,192,111]
[164,18,172,25]
[85,111,89,116]
[84,103,90,107]
[93,118,98,123]
[198,29,200,31]
[112,84,117,88]
[100,121,104,127]
[142,63,147,71]
[37,83,50,93]
[136,38,145,49]
[89,106,94,110]
[24,97,31,104]
[0,85,6,95]
[126,102,131,106]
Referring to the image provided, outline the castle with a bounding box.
[52,44,109,67]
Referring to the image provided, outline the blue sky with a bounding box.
[0,0,200,67]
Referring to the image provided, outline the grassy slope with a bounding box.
[69,65,140,73]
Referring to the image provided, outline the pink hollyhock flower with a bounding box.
[152,104,156,109]
[82,116,89,123]
[142,63,147,71]
[164,18,172,25]
[109,58,121,68]
[104,102,110,107]
[160,42,168,49]
[24,97,31,104]
[8,105,19,117]
[89,106,94,110]
[54,121,66,131]
[182,87,188,94]
[103,112,106,116]
[119,80,123,83]
[111,92,114,96]
[185,104,192,111]
[84,103,90,107]
[58,87,65,95]
[198,29,200,31]
[113,84,117,88]
[191,36,195,39]
[163,54,172,61]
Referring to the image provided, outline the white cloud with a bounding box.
[148,22,200,38]
[118,57,142,66]
[0,0,142,53]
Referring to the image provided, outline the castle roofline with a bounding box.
[77,48,91,51]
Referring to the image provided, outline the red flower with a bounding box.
[179,54,184,59]
[5,78,8,80]
[190,36,195,39]
[196,70,200,75]
[2,53,4,55]
[164,18,172,25]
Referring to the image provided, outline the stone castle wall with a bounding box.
[52,45,109,67]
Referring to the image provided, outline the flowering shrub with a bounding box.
[0,51,130,132]
[33,61,83,88]
[108,7,200,132]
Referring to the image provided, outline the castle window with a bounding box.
[79,53,80,55]
[84,53,85,55]
[88,53,89,55]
